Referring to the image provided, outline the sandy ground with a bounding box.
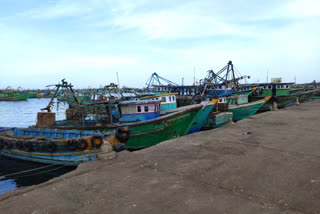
[0,99,319,214]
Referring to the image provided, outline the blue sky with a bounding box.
[0,0,319,89]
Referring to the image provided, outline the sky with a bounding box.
[0,0,319,89]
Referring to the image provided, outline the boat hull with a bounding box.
[188,100,217,134]
[47,105,203,150]
[0,93,28,101]
[251,90,316,111]
[201,112,233,129]
[123,105,202,149]
[1,150,98,165]
[228,98,269,121]
[0,128,117,165]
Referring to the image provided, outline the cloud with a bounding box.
[17,0,93,20]
[111,2,263,39]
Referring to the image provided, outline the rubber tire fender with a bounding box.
[118,126,130,134]
[66,139,77,150]
[3,139,13,149]
[77,138,88,150]
[91,134,103,148]
[16,140,24,150]
[115,130,129,144]
[23,141,33,152]
[47,141,57,153]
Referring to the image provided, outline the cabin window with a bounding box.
[172,96,175,101]
[286,85,289,88]
[161,97,166,102]
[281,85,284,89]
[219,85,222,89]
[219,98,222,102]
[169,96,171,101]
[145,106,149,112]
[155,105,157,111]
[137,106,141,112]
[268,86,272,89]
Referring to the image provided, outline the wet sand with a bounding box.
[0,99,319,214]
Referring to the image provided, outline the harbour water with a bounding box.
[0,98,76,195]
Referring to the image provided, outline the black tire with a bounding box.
[3,140,13,149]
[47,142,57,153]
[115,130,129,144]
[118,126,130,134]
[66,139,77,150]
[77,138,88,150]
[23,141,33,152]
[16,140,24,150]
[91,134,103,148]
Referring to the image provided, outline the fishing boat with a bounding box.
[249,83,316,111]
[227,95,271,121]
[29,80,203,150]
[0,127,125,165]
[187,100,217,134]
[0,92,28,101]
[38,103,202,150]
[27,92,38,98]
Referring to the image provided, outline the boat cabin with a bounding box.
[139,93,177,111]
[119,100,161,123]
[213,84,233,97]
[226,95,248,105]
[256,82,294,96]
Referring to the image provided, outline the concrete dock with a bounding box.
[0,100,320,214]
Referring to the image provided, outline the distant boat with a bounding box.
[0,92,28,101]
[27,92,37,98]
[248,83,316,111]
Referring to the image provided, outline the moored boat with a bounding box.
[0,92,28,101]
[187,99,218,134]
[249,83,316,111]
[0,127,125,165]
[228,96,271,121]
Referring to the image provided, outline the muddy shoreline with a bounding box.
[0,100,319,214]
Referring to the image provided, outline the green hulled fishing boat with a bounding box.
[227,95,271,121]
[187,99,218,134]
[0,92,28,101]
[27,92,38,98]
[249,83,316,111]
[32,80,204,149]
[38,103,203,150]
